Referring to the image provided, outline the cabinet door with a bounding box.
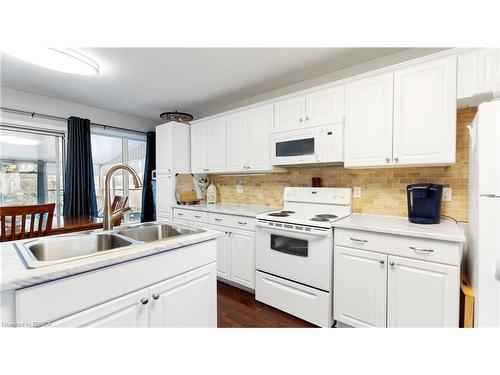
[230,230,255,289]
[51,289,149,327]
[209,226,231,280]
[474,48,500,94]
[305,85,344,127]
[393,56,457,166]
[155,123,172,173]
[247,104,274,170]
[206,117,226,172]
[155,172,174,215]
[387,255,460,327]
[333,246,387,328]
[190,122,207,173]
[149,263,217,327]
[344,73,394,168]
[226,111,248,172]
[274,96,306,129]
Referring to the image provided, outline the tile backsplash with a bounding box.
[210,107,476,222]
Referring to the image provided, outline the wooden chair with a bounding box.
[0,203,55,242]
[111,195,129,226]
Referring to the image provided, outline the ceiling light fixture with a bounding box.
[1,135,40,146]
[1,47,100,76]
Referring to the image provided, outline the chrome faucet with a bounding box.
[103,164,143,230]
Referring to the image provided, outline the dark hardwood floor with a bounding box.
[217,281,315,328]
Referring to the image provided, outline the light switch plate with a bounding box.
[443,187,452,201]
[353,186,362,198]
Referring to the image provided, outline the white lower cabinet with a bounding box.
[333,229,461,328]
[387,255,459,328]
[51,263,216,328]
[334,246,387,328]
[148,263,217,327]
[51,289,150,327]
[209,223,256,290]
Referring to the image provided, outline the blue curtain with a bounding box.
[63,116,98,216]
[141,131,156,222]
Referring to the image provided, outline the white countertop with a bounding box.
[332,214,466,243]
[173,203,280,217]
[0,222,220,291]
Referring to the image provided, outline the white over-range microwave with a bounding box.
[270,123,344,166]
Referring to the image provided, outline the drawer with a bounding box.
[255,271,332,327]
[208,213,256,231]
[334,228,462,266]
[173,208,208,223]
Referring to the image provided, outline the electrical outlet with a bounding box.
[236,180,244,194]
[353,186,362,198]
[443,187,452,202]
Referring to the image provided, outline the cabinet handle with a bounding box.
[141,298,149,305]
[299,118,303,122]
[215,218,223,222]
[177,212,184,216]
[195,215,202,219]
[203,168,209,172]
[389,261,395,267]
[394,157,399,163]
[409,246,434,253]
[152,293,160,300]
[305,116,310,121]
[385,158,390,163]
[350,237,368,243]
[379,259,385,265]
[237,221,247,225]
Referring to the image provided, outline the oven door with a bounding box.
[271,128,320,166]
[255,222,333,291]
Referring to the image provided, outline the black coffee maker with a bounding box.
[407,184,443,224]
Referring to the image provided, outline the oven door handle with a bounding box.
[256,221,331,237]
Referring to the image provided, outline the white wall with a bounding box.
[0,87,157,132]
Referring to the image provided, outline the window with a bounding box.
[91,131,146,223]
[0,128,64,221]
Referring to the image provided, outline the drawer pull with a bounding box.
[237,221,247,225]
[379,260,385,265]
[214,218,223,222]
[350,237,368,243]
[177,212,184,216]
[409,246,434,253]
[194,215,202,219]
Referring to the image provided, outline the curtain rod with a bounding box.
[0,107,149,135]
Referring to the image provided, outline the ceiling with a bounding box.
[0,48,410,121]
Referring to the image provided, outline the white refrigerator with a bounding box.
[467,100,500,327]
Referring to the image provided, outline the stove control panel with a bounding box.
[283,187,352,205]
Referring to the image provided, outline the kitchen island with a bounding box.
[0,221,220,328]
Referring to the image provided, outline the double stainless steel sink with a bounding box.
[15,222,204,269]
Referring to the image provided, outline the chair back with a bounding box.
[0,203,55,242]
[111,195,128,226]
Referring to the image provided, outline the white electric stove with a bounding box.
[255,187,352,327]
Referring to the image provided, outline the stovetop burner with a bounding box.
[315,214,338,219]
[310,217,330,222]
[268,210,295,217]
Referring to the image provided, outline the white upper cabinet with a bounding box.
[393,56,457,166]
[475,49,500,94]
[274,85,344,130]
[156,121,191,173]
[190,117,226,173]
[247,104,274,170]
[206,117,226,172]
[225,104,275,173]
[274,96,306,129]
[345,56,457,168]
[226,112,248,172]
[305,85,344,127]
[344,73,394,168]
